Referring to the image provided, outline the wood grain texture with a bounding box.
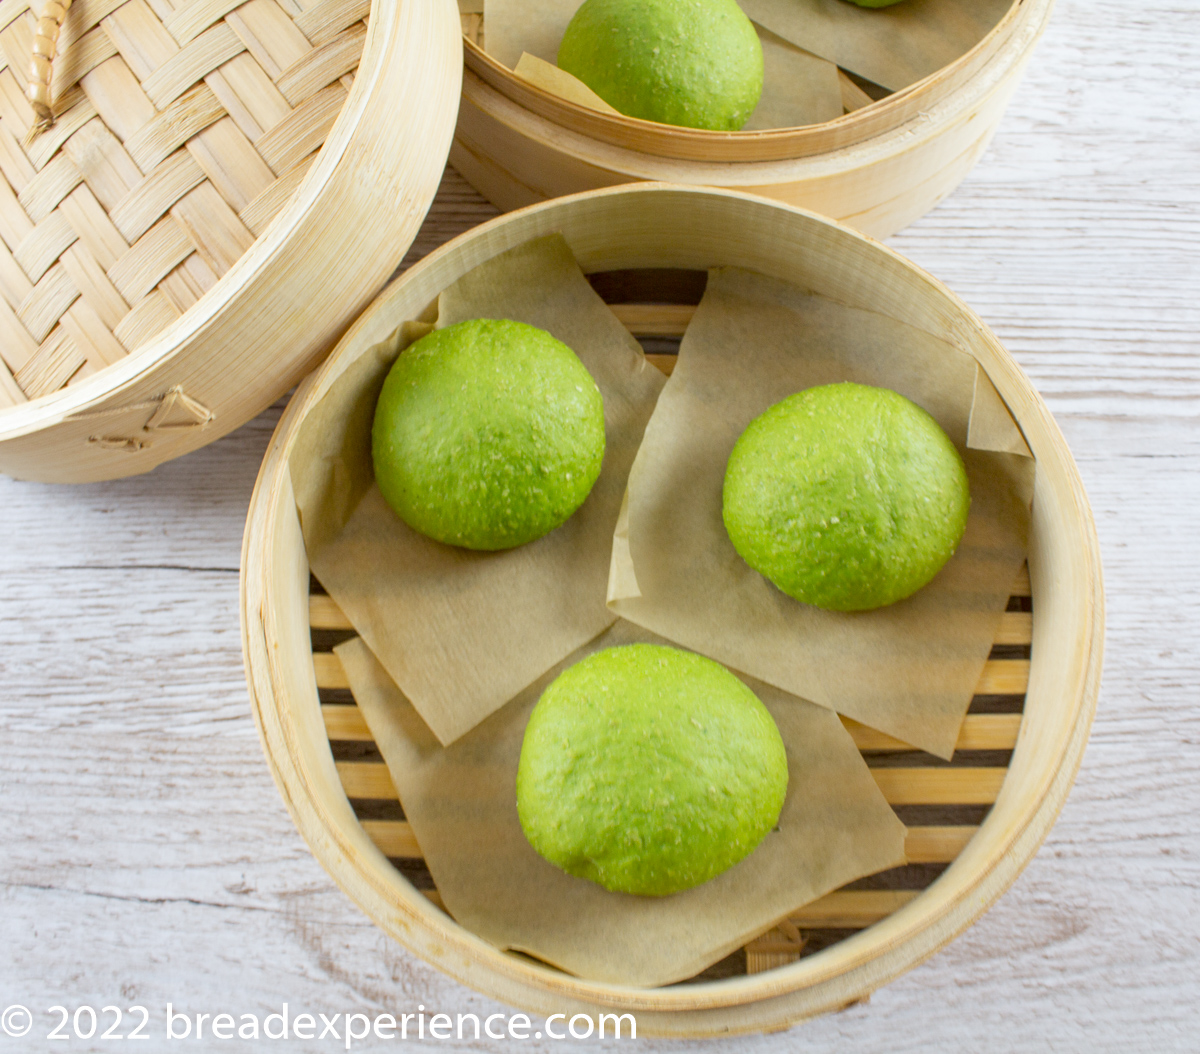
[2,0,1199,1044]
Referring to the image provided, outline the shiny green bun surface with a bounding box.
[372,318,605,551]
[722,382,970,611]
[516,643,788,896]
[557,0,764,131]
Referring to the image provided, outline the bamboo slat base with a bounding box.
[240,186,1102,1035]
[307,302,1036,984]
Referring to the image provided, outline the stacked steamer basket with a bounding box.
[0,0,460,482]
[241,185,1103,1036]
[452,0,1055,237]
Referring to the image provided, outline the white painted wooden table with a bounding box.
[2,0,1197,1049]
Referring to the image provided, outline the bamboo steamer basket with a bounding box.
[240,184,1102,1035]
[0,0,461,483]
[451,0,1054,237]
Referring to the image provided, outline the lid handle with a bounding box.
[25,0,73,144]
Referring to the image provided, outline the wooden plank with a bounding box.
[312,650,347,689]
[844,713,1022,753]
[609,302,695,337]
[788,890,919,929]
[355,815,975,868]
[904,825,977,864]
[334,757,1007,809]
[645,352,676,376]
[976,659,1030,695]
[360,819,421,858]
[335,760,395,800]
[309,593,349,629]
[314,651,1025,699]
[322,702,370,740]
[325,703,1021,758]
[870,768,1008,806]
[994,610,1033,645]
[421,884,909,931]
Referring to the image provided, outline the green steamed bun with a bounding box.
[516,643,789,896]
[372,318,605,551]
[557,0,764,131]
[722,382,970,611]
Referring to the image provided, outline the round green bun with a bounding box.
[516,643,789,897]
[557,0,764,131]
[722,382,970,611]
[372,318,605,551]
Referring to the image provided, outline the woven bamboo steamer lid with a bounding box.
[452,0,1054,238]
[241,184,1103,1035]
[0,0,461,483]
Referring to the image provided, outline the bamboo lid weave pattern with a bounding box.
[0,0,370,407]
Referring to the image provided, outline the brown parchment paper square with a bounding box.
[609,267,1033,759]
[338,622,907,987]
[485,0,843,130]
[745,27,844,130]
[739,0,1013,94]
[290,234,664,745]
[513,53,621,115]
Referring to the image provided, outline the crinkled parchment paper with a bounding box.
[738,0,1013,94]
[290,235,664,745]
[608,267,1033,759]
[338,622,907,987]
[486,0,843,129]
